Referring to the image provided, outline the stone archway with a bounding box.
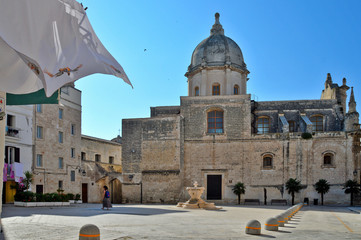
[110,178,122,204]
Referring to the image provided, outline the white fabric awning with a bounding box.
[0,0,132,96]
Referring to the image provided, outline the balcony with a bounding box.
[6,126,20,138]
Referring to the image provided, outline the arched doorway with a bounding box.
[110,179,122,203]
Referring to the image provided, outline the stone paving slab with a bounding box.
[1,204,361,239]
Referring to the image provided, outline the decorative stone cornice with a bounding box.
[185,64,249,78]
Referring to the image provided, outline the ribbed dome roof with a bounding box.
[187,13,248,75]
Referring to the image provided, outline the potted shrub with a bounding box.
[75,194,82,204]
[67,193,75,203]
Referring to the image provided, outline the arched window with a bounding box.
[195,87,199,96]
[263,155,273,169]
[207,110,223,133]
[311,115,323,132]
[257,117,270,134]
[288,120,296,132]
[323,153,333,166]
[234,85,239,95]
[212,84,220,95]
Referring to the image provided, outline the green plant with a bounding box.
[301,132,312,139]
[75,194,81,201]
[23,171,33,191]
[286,178,303,205]
[67,193,75,200]
[232,182,246,204]
[35,193,45,202]
[314,179,330,205]
[57,189,64,194]
[59,193,70,202]
[14,191,35,202]
[343,180,360,206]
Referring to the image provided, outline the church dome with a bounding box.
[186,13,248,75]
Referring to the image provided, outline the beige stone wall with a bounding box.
[142,173,182,203]
[80,135,122,203]
[181,133,354,205]
[81,136,122,166]
[32,86,83,195]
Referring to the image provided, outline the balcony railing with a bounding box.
[6,126,20,138]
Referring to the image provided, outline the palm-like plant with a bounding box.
[314,179,330,205]
[23,171,33,191]
[286,178,303,205]
[343,180,360,206]
[232,182,246,204]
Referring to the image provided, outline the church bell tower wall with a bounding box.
[121,116,183,203]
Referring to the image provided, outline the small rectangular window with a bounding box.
[36,154,43,167]
[5,147,20,164]
[71,148,75,158]
[58,157,63,169]
[58,131,63,143]
[7,114,14,127]
[71,124,75,135]
[37,126,43,139]
[59,108,63,119]
[324,155,332,165]
[109,156,114,164]
[58,180,63,190]
[36,104,42,113]
[95,154,101,162]
[70,170,75,181]
[81,152,86,160]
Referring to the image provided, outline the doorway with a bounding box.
[3,181,16,203]
[36,185,43,194]
[207,175,222,200]
[82,183,88,203]
[110,179,122,203]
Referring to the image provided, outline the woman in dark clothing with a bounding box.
[102,185,112,210]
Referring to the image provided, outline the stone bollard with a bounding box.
[265,217,279,231]
[79,224,100,240]
[245,220,261,235]
[282,212,289,223]
[275,214,285,227]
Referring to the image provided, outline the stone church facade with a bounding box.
[122,13,360,205]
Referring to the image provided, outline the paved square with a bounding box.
[1,204,360,239]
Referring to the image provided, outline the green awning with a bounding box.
[6,89,59,105]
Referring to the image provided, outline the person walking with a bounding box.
[102,186,112,210]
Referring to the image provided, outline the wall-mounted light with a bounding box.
[75,166,86,176]
[131,149,135,153]
[353,170,358,176]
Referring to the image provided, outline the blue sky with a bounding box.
[75,0,361,140]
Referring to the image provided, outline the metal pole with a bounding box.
[0,91,6,231]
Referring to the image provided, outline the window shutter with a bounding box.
[5,146,9,164]
[15,147,20,162]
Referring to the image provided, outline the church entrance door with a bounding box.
[207,175,222,200]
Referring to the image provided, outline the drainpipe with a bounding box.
[140,182,143,204]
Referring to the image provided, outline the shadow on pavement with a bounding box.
[1,204,190,218]
[257,234,276,238]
